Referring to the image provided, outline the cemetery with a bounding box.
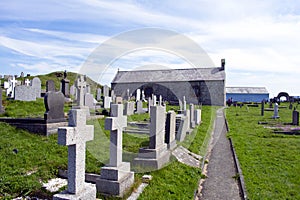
[0,71,299,200]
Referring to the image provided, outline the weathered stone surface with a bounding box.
[31,77,41,98]
[165,110,177,150]
[96,88,102,101]
[104,96,112,109]
[70,85,76,97]
[14,85,36,101]
[292,110,299,126]
[103,85,109,97]
[44,91,65,123]
[124,101,135,116]
[194,109,202,125]
[135,100,145,114]
[115,96,123,104]
[190,104,195,128]
[61,78,70,98]
[176,114,188,141]
[46,80,55,92]
[84,93,94,109]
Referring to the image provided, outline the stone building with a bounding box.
[111,66,226,106]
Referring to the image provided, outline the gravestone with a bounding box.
[96,88,102,101]
[75,75,87,107]
[124,101,135,116]
[0,88,4,113]
[61,77,70,98]
[24,79,31,86]
[85,84,91,94]
[159,95,162,106]
[7,76,18,98]
[84,93,94,109]
[103,85,109,97]
[54,108,96,200]
[135,100,144,114]
[14,85,36,101]
[44,91,65,123]
[179,99,183,111]
[125,89,130,101]
[261,100,265,116]
[70,85,76,97]
[97,104,134,197]
[134,105,170,170]
[194,109,202,125]
[136,89,141,101]
[115,96,123,104]
[20,72,24,78]
[141,90,145,101]
[111,90,116,103]
[46,80,55,92]
[103,96,112,109]
[165,111,177,150]
[272,103,280,119]
[190,104,195,128]
[31,77,41,98]
[153,95,157,106]
[292,109,299,126]
[176,114,189,141]
[183,96,187,111]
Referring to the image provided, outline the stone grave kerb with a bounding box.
[105,104,127,167]
[75,75,87,107]
[57,108,94,195]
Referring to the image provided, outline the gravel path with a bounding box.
[198,108,241,200]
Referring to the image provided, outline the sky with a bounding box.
[0,0,300,97]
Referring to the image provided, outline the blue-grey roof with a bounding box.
[112,68,225,83]
[226,87,269,94]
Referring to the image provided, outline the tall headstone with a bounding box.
[14,85,36,101]
[136,89,141,102]
[159,95,162,106]
[176,114,188,142]
[183,96,187,111]
[136,100,144,114]
[272,103,280,119]
[96,104,134,197]
[96,88,102,101]
[54,108,96,200]
[165,111,177,150]
[179,99,183,111]
[70,85,76,97]
[292,109,299,126]
[103,85,109,97]
[84,93,94,109]
[44,91,65,122]
[261,100,265,116]
[111,90,116,103]
[153,95,157,106]
[46,80,55,92]
[141,90,145,101]
[190,104,195,128]
[61,71,70,98]
[103,96,112,109]
[10,76,18,98]
[194,109,202,125]
[31,77,41,98]
[75,75,87,107]
[133,105,170,170]
[0,88,4,114]
[126,89,130,101]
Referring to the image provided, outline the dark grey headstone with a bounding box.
[261,100,264,116]
[97,88,102,101]
[14,85,36,101]
[31,77,41,98]
[44,91,65,123]
[46,80,55,92]
[292,110,299,126]
[61,78,70,98]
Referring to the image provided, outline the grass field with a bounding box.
[226,103,300,200]
[0,97,214,199]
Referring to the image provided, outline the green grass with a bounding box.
[226,103,300,199]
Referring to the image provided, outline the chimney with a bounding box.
[221,59,225,71]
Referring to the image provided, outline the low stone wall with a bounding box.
[0,117,67,136]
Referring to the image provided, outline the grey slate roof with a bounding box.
[226,87,269,94]
[111,68,225,83]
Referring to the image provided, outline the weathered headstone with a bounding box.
[135,100,144,114]
[46,80,55,92]
[289,103,293,110]
[292,109,299,126]
[190,104,195,128]
[111,90,116,103]
[0,88,4,113]
[54,108,96,200]
[194,109,202,125]
[134,105,170,170]
[103,85,109,97]
[125,89,130,101]
[14,85,36,101]
[272,103,280,119]
[103,96,111,109]
[44,91,65,122]
[159,95,162,106]
[141,90,145,101]
[96,104,134,197]
[75,75,87,107]
[176,115,188,141]
[124,101,135,116]
[84,93,94,109]
[115,96,123,104]
[165,111,177,150]
[70,85,76,97]
[179,99,183,111]
[153,95,157,106]
[31,77,41,98]
[61,75,70,98]
[20,72,24,78]
[183,96,187,111]
[96,88,102,101]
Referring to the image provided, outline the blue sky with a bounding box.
[0,0,300,97]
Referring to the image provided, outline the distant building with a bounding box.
[226,87,269,103]
[111,67,226,106]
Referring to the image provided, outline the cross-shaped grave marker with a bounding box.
[24,79,30,86]
[57,109,94,194]
[10,76,18,98]
[75,75,87,107]
[105,104,127,167]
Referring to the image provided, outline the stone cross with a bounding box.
[10,76,18,98]
[75,75,87,107]
[105,104,127,167]
[57,109,94,194]
[25,79,30,86]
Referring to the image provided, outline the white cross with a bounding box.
[75,75,87,107]
[58,109,94,194]
[10,77,18,98]
[105,104,127,167]
[25,79,30,86]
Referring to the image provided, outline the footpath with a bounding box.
[196,108,242,200]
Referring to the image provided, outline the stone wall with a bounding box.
[112,80,225,106]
